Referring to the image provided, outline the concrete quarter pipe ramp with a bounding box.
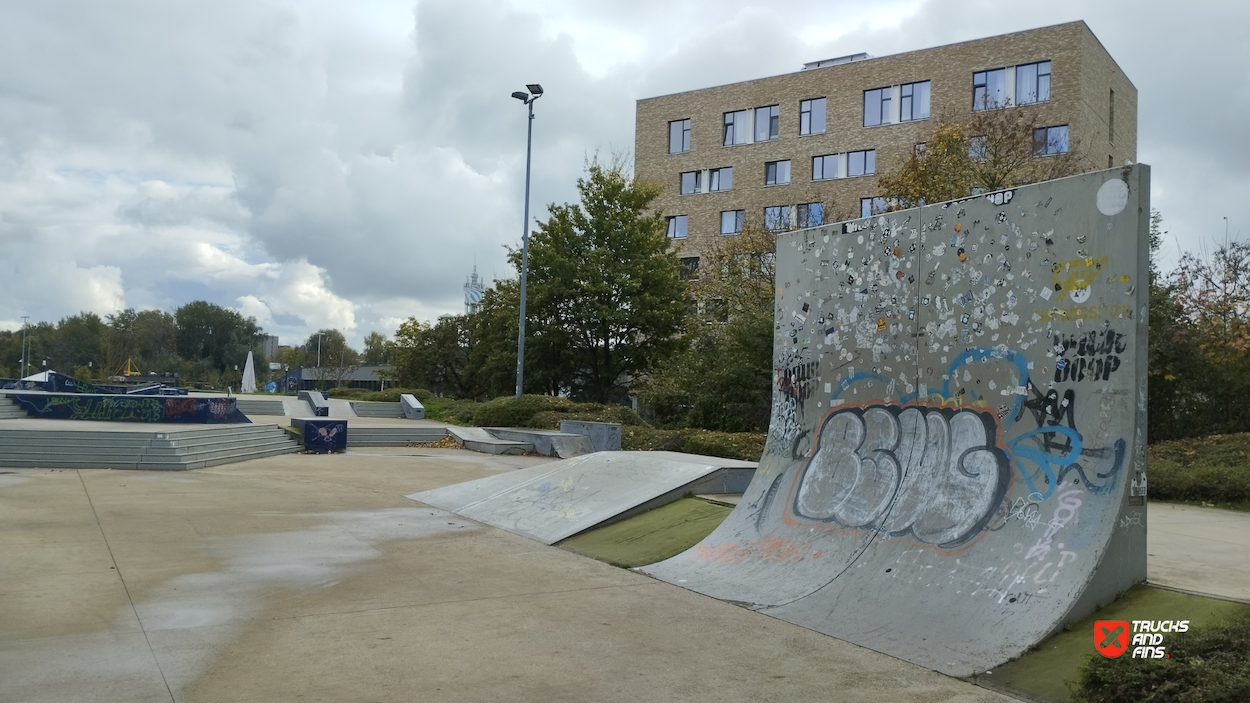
[641,167,1150,676]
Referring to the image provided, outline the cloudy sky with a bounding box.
[1,0,1245,347]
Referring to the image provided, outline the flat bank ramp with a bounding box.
[640,168,1151,677]
[407,451,756,545]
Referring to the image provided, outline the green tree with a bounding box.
[174,301,263,373]
[513,160,688,402]
[390,316,476,397]
[466,280,522,398]
[103,308,179,376]
[640,225,777,431]
[299,329,360,388]
[362,331,389,364]
[878,105,1089,208]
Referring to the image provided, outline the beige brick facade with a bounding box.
[635,21,1137,272]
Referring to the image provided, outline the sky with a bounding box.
[1,0,1246,348]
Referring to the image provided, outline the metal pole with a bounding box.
[516,99,535,399]
[20,316,29,379]
[317,334,323,390]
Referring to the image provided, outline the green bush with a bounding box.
[471,395,573,427]
[682,429,766,462]
[1073,615,1250,702]
[1148,434,1250,505]
[325,387,368,399]
[620,427,764,462]
[622,426,686,453]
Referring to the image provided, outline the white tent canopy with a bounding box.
[241,352,257,393]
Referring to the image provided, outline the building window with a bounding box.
[847,150,875,177]
[679,170,702,195]
[723,110,749,146]
[973,68,1007,110]
[680,256,700,281]
[969,135,988,161]
[863,87,891,127]
[765,160,791,185]
[1015,61,1051,105]
[900,81,930,122]
[764,206,792,231]
[666,215,688,239]
[720,210,745,234]
[800,97,826,135]
[1033,125,1069,156]
[860,197,887,218]
[812,154,838,180]
[709,167,733,192]
[668,119,691,154]
[755,104,779,142]
[798,203,824,228]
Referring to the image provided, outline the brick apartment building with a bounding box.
[634,21,1136,278]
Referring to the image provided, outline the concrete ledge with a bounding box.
[400,394,425,420]
[487,428,595,458]
[559,420,622,452]
[446,426,532,455]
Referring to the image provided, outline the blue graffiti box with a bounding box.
[292,417,347,453]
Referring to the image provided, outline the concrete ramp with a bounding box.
[408,451,756,544]
[640,167,1151,676]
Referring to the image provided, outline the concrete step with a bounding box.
[347,427,448,446]
[487,428,595,458]
[0,425,300,470]
[446,426,532,455]
[350,401,405,418]
[235,399,287,416]
[0,396,27,419]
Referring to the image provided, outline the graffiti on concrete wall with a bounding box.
[793,404,1012,550]
[8,393,249,424]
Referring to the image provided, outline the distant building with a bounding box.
[464,266,484,314]
[635,21,1136,276]
[261,335,280,361]
[272,364,395,392]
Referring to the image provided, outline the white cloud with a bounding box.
[0,0,1246,348]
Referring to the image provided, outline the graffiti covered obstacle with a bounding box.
[6,393,250,424]
[641,167,1149,676]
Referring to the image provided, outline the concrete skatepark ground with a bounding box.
[2,444,1246,703]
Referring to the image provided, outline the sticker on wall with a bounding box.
[1097,178,1129,216]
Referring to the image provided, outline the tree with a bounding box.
[299,329,360,388]
[878,105,1090,208]
[466,280,523,399]
[363,331,389,364]
[512,160,688,402]
[640,225,777,431]
[174,301,263,372]
[390,316,477,397]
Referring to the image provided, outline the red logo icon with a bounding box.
[1095,620,1129,658]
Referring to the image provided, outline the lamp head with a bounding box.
[511,91,529,102]
[526,84,543,96]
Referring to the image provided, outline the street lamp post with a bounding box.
[511,83,543,399]
[19,316,29,379]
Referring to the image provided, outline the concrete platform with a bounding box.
[446,425,532,455]
[0,448,1013,703]
[408,451,757,545]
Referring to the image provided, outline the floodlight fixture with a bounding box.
[526,83,543,96]
[512,91,529,102]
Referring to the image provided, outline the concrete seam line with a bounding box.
[77,469,177,703]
